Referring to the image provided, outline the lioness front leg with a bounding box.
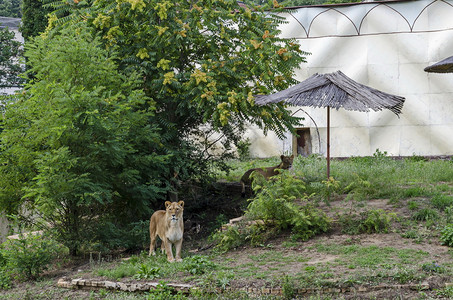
[164,240,175,262]
[174,239,183,262]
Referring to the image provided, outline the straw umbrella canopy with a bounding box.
[254,70,405,179]
[424,56,453,73]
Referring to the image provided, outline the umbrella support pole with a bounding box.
[327,106,330,180]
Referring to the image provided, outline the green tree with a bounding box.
[20,0,51,40]
[0,24,169,255]
[0,26,23,91]
[0,0,22,18]
[48,0,308,181]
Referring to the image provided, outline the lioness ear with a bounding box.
[280,155,284,160]
[178,201,184,208]
[165,201,171,208]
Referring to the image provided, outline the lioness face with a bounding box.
[165,201,184,222]
[280,155,294,169]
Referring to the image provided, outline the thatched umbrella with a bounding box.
[424,56,453,73]
[255,70,405,179]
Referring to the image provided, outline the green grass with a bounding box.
[219,154,453,202]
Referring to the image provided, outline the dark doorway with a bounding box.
[294,128,312,157]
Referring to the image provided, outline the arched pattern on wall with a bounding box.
[281,0,453,39]
[309,9,359,37]
[359,4,411,34]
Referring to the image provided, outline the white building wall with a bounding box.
[247,0,453,157]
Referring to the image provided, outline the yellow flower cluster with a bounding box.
[247,92,254,105]
[103,26,120,46]
[155,26,168,36]
[191,69,208,85]
[126,0,146,11]
[154,1,173,20]
[157,59,171,70]
[93,14,111,28]
[136,48,149,59]
[217,102,231,126]
[163,72,175,85]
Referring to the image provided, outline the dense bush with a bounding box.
[0,24,169,255]
[0,233,65,280]
[246,172,331,239]
[213,170,331,251]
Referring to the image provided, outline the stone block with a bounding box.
[118,282,128,291]
[71,278,82,285]
[104,281,117,289]
[78,279,86,286]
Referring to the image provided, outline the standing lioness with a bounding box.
[149,201,184,262]
[240,155,294,197]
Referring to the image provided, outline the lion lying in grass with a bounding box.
[240,155,294,197]
[149,201,184,262]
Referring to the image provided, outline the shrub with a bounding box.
[0,268,11,290]
[213,172,330,250]
[183,255,216,275]
[1,233,65,280]
[339,209,396,235]
[134,264,160,280]
[412,208,439,222]
[212,225,246,253]
[343,174,373,202]
[440,224,453,247]
[430,194,453,211]
[247,172,331,241]
[282,275,296,299]
[321,176,341,202]
[361,209,397,234]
